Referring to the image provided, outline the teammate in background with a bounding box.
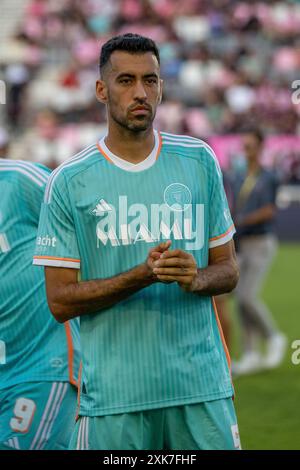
[230,129,287,375]
[34,34,240,450]
[0,156,80,450]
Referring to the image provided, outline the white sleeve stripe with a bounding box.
[33,258,80,269]
[162,139,210,148]
[46,143,95,189]
[162,139,222,175]
[12,160,49,182]
[161,133,217,155]
[162,140,205,147]
[0,167,44,187]
[45,144,97,203]
[17,161,49,182]
[209,229,236,248]
[44,145,94,202]
[0,161,48,183]
[161,131,201,142]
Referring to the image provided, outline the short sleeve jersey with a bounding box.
[34,132,235,417]
[0,159,80,389]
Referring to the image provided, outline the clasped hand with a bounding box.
[147,241,198,292]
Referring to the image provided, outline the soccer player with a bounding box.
[0,157,80,450]
[34,34,240,450]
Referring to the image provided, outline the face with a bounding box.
[243,133,262,162]
[96,51,163,132]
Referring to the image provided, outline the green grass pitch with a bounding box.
[231,243,300,450]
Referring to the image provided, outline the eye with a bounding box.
[146,78,157,85]
[119,78,132,85]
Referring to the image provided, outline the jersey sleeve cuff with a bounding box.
[209,224,236,249]
[33,256,80,269]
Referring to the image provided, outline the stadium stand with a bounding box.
[0,0,299,171]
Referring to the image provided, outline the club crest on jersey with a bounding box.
[92,187,204,250]
[164,183,192,212]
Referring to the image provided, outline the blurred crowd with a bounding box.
[0,0,299,172]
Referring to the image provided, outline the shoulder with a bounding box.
[0,158,50,188]
[160,132,221,174]
[261,168,279,185]
[44,143,100,203]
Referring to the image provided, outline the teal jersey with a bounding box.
[34,131,235,417]
[0,159,80,389]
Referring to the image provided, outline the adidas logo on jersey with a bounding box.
[90,199,113,216]
[93,193,205,250]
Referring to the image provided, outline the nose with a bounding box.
[133,80,147,101]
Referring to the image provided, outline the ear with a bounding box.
[96,79,108,104]
[158,78,164,105]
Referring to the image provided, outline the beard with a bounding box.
[109,103,155,133]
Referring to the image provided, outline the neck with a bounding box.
[104,123,155,164]
[247,159,260,175]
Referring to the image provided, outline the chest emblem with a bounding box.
[164,183,192,212]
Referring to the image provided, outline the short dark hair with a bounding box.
[99,33,160,76]
[244,127,264,145]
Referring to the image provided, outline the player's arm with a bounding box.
[44,241,170,323]
[236,172,278,227]
[153,239,239,295]
[236,204,276,227]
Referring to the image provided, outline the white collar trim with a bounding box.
[98,130,159,172]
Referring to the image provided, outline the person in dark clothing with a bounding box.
[231,129,287,375]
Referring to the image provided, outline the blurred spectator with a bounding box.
[5,63,30,127]
[19,108,105,166]
[230,128,287,376]
[0,128,9,157]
